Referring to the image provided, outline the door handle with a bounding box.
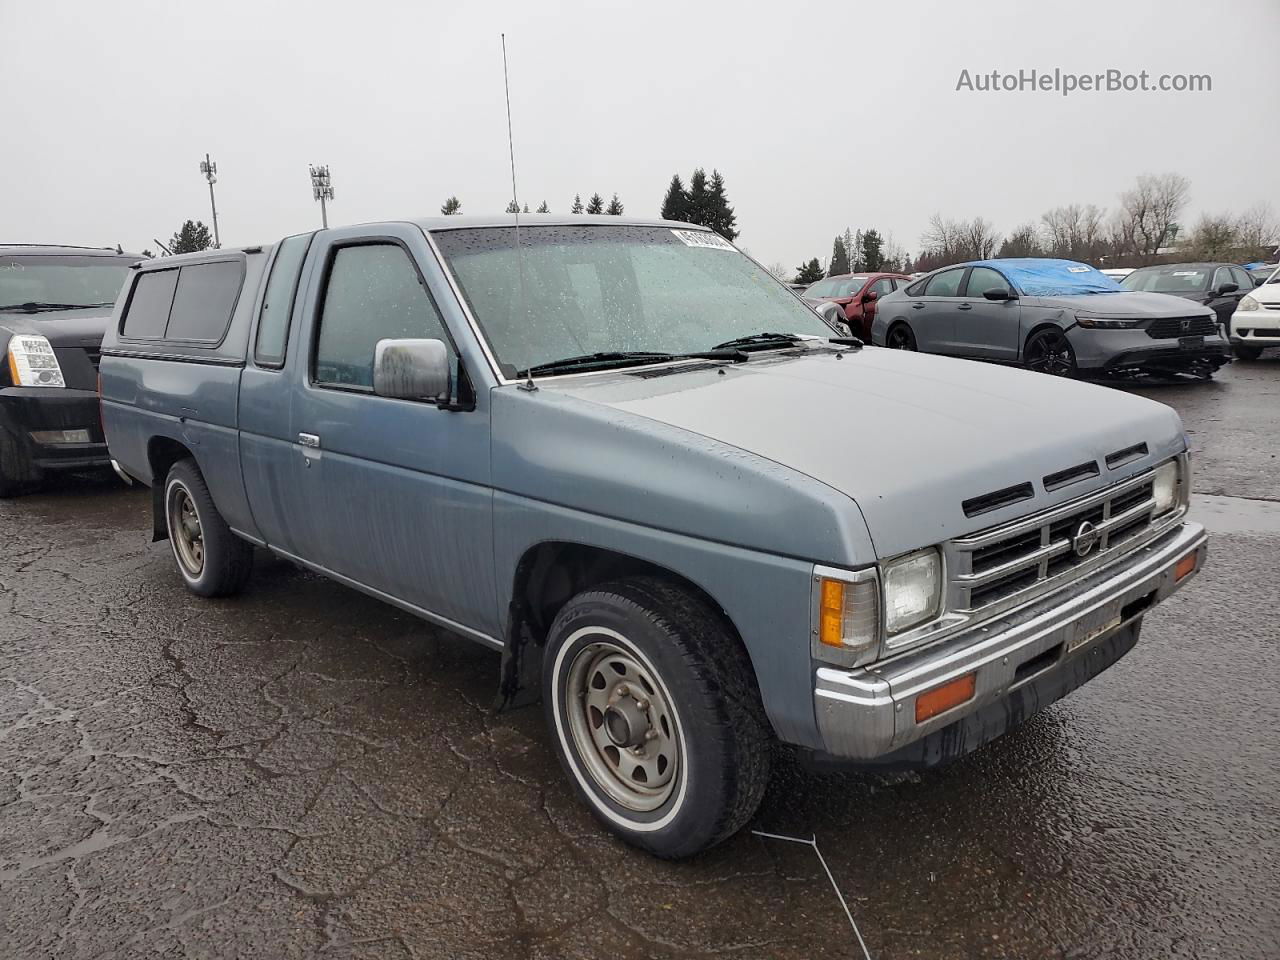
[298,433,321,449]
[958,303,973,311]
[911,302,926,309]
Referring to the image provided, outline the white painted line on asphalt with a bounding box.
[752,830,873,960]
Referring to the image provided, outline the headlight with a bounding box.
[1076,316,1142,329]
[1152,460,1180,516]
[883,548,942,638]
[6,335,65,388]
[813,567,879,664]
[1238,295,1259,312]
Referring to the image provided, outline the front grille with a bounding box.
[951,473,1159,612]
[1147,316,1217,339]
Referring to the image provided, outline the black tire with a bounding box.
[0,427,42,498]
[163,459,253,597]
[543,577,771,859]
[1024,327,1078,377]
[886,322,917,350]
[1232,344,1263,361]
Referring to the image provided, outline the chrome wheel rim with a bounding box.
[167,483,204,577]
[1027,331,1074,376]
[564,639,680,813]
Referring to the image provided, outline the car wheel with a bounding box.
[1232,344,1263,361]
[164,459,253,597]
[0,427,42,498]
[886,322,917,350]
[543,577,771,859]
[1024,327,1078,377]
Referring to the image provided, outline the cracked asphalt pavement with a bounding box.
[3,359,1279,959]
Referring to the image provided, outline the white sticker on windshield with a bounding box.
[1066,266,1091,273]
[671,229,735,251]
[1172,271,1199,276]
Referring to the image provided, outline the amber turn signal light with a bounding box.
[819,579,845,648]
[1174,552,1197,583]
[915,672,976,724]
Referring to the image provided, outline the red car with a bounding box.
[802,272,914,340]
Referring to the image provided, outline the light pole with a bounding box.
[309,164,334,228]
[199,153,221,248]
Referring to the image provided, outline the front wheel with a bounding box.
[1024,327,1077,377]
[0,427,42,498]
[1232,343,1263,361]
[543,577,771,859]
[886,322,917,350]
[164,459,253,597]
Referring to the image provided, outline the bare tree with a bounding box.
[1041,204,1108,261]
[1116,173,1190,263]
[764,261,792,282]
[1187,213,1240,260]
[921,214,1000,267]
[997,222,1045,259]
[1235,203,1280,259]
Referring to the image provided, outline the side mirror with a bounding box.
[1216,282,1239,296]
[983,288,1015,301]
[863,290,879,303]
[373,338,451,402]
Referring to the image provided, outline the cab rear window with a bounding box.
[121,259,243,343]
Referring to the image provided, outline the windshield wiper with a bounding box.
[519,349,748,378]
[0,301,114,312]
[712,332,806,351]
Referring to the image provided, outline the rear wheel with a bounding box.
[1024,327,1077,377]
[886,322,917,350]
[543,577,771,859]
[1232,343,1263,361]
[164,459,253,597]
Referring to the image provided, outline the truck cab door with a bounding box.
[283,225,499,641]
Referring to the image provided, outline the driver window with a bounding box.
[964,267,1009,299]
[869,278,894,297]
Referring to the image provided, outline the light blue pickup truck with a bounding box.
[100,216,1207,858]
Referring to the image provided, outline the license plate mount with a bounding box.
[1178,335,1205,351]
[1068,602,1123,653]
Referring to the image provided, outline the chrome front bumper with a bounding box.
[814,520,1207,761]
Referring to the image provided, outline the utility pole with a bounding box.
[199,154,221,248]
[309,164,334,228]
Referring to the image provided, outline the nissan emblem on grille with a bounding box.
[1181,319,1191,333]
[1072,520,1100,558]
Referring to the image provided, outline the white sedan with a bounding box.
[1229,265,1280,360]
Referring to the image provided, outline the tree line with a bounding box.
[915,173,1278,272]
[439,194,624,216]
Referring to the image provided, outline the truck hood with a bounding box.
[548,348,1185,558]
[1028,291,1214,319]
[0,308,112,346]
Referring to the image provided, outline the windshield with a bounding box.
[1121,266,1212,293]
[0,255,135,310]
[803,276,869,299]
[433,225,836,376]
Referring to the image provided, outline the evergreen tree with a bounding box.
[850,229,865,271]
[705,170,738,240]
[586,193,605,214]
[523,204,529,214]
[505,200,520,214]
[794,258,825,285]
[827,237,850,276]
[660,174,688,222]
[440,196,462,215]
[571,194,584,214]
[686,169,709,227]
[536,201,549,213]
[169,220,214,254]
[860,229,885,272]
[606,193,624,216]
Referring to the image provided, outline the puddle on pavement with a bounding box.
[1191,493,1280,534]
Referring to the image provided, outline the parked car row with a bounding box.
[71,214,1207,858]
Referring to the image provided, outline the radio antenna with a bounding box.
[502,33,536,392]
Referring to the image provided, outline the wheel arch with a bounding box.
[497,541,753,711]
[147,436,196,542]
[1021,319,1072,362]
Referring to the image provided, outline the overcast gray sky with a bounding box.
[4,0,1277,268]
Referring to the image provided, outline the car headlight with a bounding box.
[1237,295,1259,312]
[813,567,879,664]
[6,335,65,388]
[882,548,942,639]
[1075,316,1142,329]
[1152,460,1180,516]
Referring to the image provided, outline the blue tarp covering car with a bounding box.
[974,258,1124,297]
